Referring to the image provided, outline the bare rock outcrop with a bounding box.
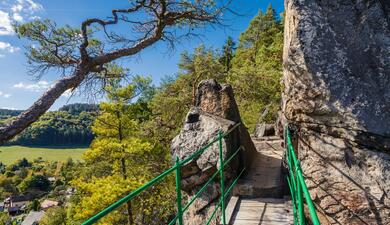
[282,0,390,224]
[171,79,257,224]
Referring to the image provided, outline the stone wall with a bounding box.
[282,0,390,224]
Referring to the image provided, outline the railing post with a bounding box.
[218,130,226,225]
[175,157,184,225]
[296,162,305,225]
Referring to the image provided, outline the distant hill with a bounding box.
[59,103,98,115]
[0,109,24,121]
[1,103,99,146]
[0,108,24,116]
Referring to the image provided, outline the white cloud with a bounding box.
[13,80,51,92]
[0,0,43,58]
[0,41,20,54]
[0,0,43,35]
[0,91,11,98]
[25,0,43,12]
[13,13,23,22]
[11,4,23,13]
[0,10,14,35]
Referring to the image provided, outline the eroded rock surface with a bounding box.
[171,79,257,224]
[283,0,390,224]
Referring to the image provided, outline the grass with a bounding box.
[0,145,87,165]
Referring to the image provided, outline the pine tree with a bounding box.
[70,75,174,224]
[227,4,284,131]
[219,36,236,72]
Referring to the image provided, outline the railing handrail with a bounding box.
[285,124,320,225]
[82,122,243,225]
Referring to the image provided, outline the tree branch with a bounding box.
[1,0,229,145]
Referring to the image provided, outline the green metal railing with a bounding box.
[285,124,320,225]
[82,123,244,225]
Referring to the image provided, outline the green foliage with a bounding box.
[0,176,17,198]
[149,5,283,136]
[149,45,226,146]
[29,199,41,211]
[0,156,84,212]
[69,78,174,224]
[0,109,22,118]
[20,174,50,191]
[227,4,283,131]
[9,109,95,146]
[15,19,85,72]
[40,206,67,225]
[59,104,98,115]
[0,104,97,146]
[0,109,23,125]
[16,158,31,168]
[0,212,11,225]
[219,36,236,72]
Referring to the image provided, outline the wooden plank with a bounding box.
[229,198,293,225]
[220,196,239,225]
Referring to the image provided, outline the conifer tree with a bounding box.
[219,36,236,72]
[227,4,283,131]
[71,73,173,224]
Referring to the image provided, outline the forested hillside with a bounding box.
[0,109,24,120]
[0,104,97,146]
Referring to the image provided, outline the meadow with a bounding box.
[0,145,86,164]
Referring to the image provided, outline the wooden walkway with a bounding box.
[228,197,293,225]
[224,136,293,225]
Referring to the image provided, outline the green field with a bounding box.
[0,145,87,164]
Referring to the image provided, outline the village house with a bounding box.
[40,199,60,211]
[3,194,33,215]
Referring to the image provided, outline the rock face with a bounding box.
[171,79,257,224]
[254,123,275,137]
[283,0,390,224]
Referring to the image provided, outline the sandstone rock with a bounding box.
[171,79,257,224]
[171,109,240,191]
[283,0,390,224]
[195,79,257,169]
[254,123,275,137]
[195,79,240,122]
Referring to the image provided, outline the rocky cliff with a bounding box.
[171,79,257,224]
[282,0,390,224]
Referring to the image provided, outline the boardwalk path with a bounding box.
[224,136,293,225]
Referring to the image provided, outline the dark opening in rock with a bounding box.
[186,112,200,123]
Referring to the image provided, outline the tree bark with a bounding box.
[117,111,134,225]
[0,69,86,144]
[122,157,134,225]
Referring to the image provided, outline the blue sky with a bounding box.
[0,0,283,110]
